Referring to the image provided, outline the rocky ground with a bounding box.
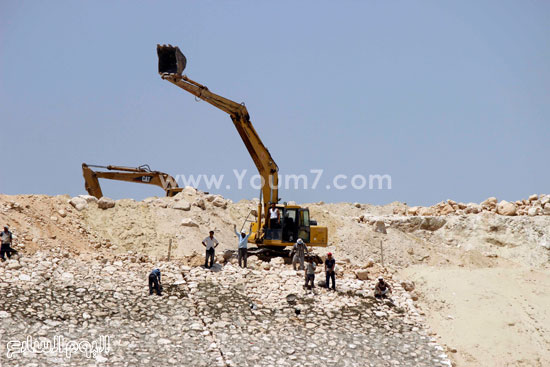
[0,250,451,367]
[1,192,550,366]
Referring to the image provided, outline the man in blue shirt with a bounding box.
[149,268,162,296]
[234,224,251,268]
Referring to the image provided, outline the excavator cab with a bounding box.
[264,206,312,244]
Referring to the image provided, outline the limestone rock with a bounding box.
[78,195,99,204]
[373,220,387,234]
[193,198,206,210]
[69,197,88,211]
[407,206,419,216]
[355,269,369,280]
[98,197,116,209]
[212,197,227,209]
[181,218,199,228]
[481,197,498,208]
[420,217,446,231]
[172,200,191,211]
[497,200,517,216]
[418,207,436,216]
[440,204,455,215]
[6,260,22,270]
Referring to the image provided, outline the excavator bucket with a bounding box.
[157,44,186,75]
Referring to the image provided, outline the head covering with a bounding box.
[378,276,384,281]
[297,238,304,244]
[327,252,332,256]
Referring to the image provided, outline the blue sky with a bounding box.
[1,1,549,205]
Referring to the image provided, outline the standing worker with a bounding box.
[0,226,16,261]
[290,238,309,271]
[234,224,251,268]
[202,230,219,269]
[148,268,162,296]
[304,258,316,290]
[269,203,280,229]
[325,252,336,291]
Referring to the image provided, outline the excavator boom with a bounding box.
[157,44,328,247]
[82,163,182,199]
[157,45,279,217]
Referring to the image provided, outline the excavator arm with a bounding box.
[157,45,279,225]
[82,163,182,199]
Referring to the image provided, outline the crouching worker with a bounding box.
[374,277,391,299]
[148,268,162,296]
[304,258,316,290]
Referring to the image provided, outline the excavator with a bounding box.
[82,163,183,199]
[157,44,328,248]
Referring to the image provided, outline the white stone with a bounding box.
[98,197,116,209]
[181,218,199,228]
[497,200,517,216]
[61,272,74,281]
[172,200,191,211]
[69,197,88,211]
[78,195,98,203]
[104,266,117,274]
[355,269,369,280]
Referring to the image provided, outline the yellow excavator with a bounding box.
[157,44,328,248]
[82,163,183,199]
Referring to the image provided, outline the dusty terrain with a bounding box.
[1,191,549,366]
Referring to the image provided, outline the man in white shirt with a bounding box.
[201,230,219,268]
[269,203,280,229]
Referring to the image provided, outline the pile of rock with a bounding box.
[395,194,550,217]
[0,250,451,367]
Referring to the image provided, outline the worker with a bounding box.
[304,258,316,290]
[148,268,162,296]
[374,277,392,299]
[234,224,251,268]
[324,252,336,290]
[290,238,309,271]
[202,230,219,269]
[0,226,16,261]
[269,203,280,229]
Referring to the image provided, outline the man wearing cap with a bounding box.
[202,230,219,269]
[290,238,308,271]
[324,252,336,290]
[0,226,15,261]
[375,277,392,299]
[148,268,162,296]
[234,224,252,268]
